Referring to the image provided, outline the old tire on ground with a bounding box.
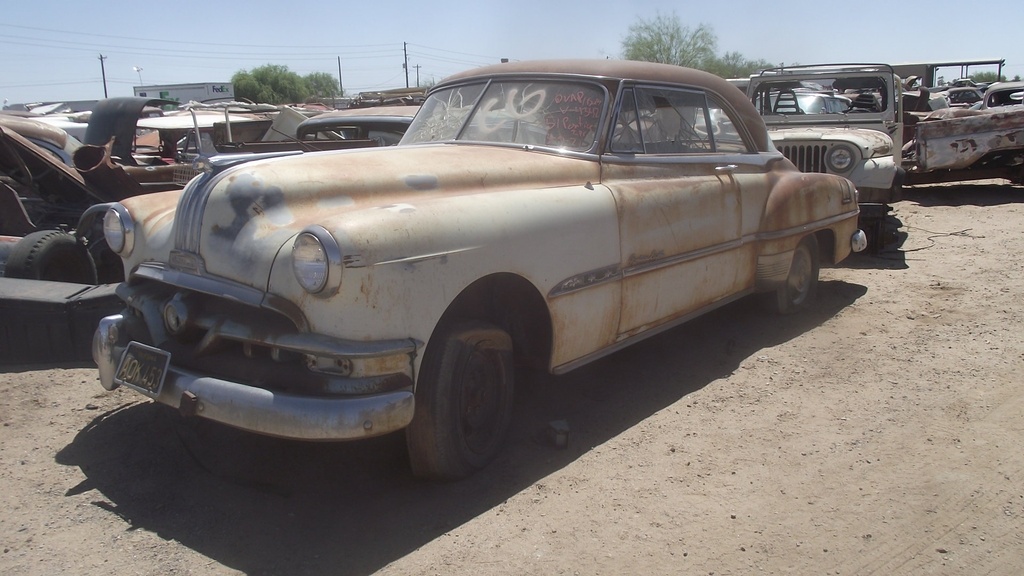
[775,234,819,315]
[406,321,515,480]
[4,230,98,284]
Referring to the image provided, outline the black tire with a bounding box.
[775,235,819,314]
[406,321,514,480]
[4,230,98,284]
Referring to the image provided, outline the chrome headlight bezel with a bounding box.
[103,204,135,257]
[826,145,857,173]
[292,226,343,297]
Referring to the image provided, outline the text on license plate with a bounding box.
[115,342,170,396]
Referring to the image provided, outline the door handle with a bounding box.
[715,164,738,173]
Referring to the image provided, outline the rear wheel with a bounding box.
[406,321,514,480]
[4,230,97,284]
[775,235,819,314]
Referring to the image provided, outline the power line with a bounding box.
[0,79,102,89]
[0,36,405,61]
[0,26,505,65]
[0,23,397,51]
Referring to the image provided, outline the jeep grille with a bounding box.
[779,144,828,173]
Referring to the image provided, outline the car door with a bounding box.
[602,85,766,339]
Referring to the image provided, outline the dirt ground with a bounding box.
[1,181,1022,576]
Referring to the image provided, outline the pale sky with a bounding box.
[2,0,1021,106]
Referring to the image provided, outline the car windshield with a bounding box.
[402,79,606,152]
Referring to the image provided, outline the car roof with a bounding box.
[136,112,262,131]
[304,105,419,122]
[296,106,418,137]
[0,113,75,150]
[436,59,769,152]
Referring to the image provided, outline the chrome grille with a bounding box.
[172,164,200,185]
[780,144,828,173]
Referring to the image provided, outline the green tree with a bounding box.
[621,13,773,79]
[305,71,341,99]
[621,12,717,69]
[705,51,777,79]
[970,71,1006,84]
[232,64,310,104]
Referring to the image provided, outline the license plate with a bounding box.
[115,342,171,397]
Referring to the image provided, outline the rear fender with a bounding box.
[761,172,856,255]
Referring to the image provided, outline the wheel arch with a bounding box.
[813,227,838,265]
[427,272,552,374]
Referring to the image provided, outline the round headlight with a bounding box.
[103,205,134,256]
[292,228,342,296]
[292,233,329,293]
[826,145,856,172]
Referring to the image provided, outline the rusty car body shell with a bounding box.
[0,123,96,236]
[92,59,863,443]
[903,106,1024,183]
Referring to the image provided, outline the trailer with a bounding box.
[133,82,234,104]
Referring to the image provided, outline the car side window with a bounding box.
[631,87,712,154]
[610,88,644,153]
[706,95,751,153]
[611,86,749,154]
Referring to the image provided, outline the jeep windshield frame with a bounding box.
[750,63,898,119]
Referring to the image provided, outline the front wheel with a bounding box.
[775,235,819,314]
[406,321,514,480]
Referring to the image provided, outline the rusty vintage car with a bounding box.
[93,60,866,479]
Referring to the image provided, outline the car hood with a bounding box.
[181,144,600,289]
[767,126,893,157]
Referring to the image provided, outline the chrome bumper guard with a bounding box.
[93,314,415,440]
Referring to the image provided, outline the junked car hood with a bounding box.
[183,144,600,289]
[767,126,893,157]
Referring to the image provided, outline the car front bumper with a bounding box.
[93,313,416,440]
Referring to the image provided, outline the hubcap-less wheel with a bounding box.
[776,235,819,314]
[406,321,514,480]
[786,246,813,306]
[459,345,506,455]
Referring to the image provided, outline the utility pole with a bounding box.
[414,64,421,87]
[342,56,350,96]
[98,54,108,98]
[403,42,409,88]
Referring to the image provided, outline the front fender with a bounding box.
[266,182,623,373]
[849,154,897,193]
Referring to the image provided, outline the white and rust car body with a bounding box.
[93,60,865,478]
